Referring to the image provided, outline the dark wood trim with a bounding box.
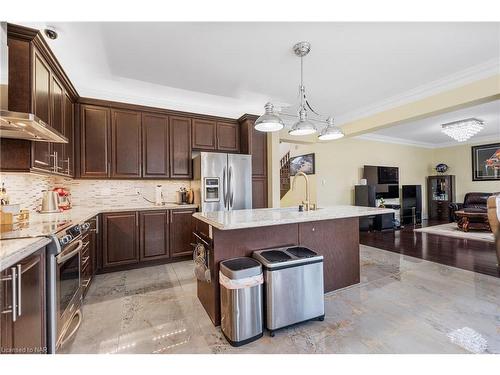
[78,97,238,124]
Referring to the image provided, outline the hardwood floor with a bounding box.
[360,220,500,278]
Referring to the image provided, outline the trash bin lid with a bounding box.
[286,246,317,258]
[220,257,262,279]
[258,250,291,263]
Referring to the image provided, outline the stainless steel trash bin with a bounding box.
[219,257,264,346]
[253,246,324,336]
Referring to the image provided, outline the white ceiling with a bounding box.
[17,22,500,120]
[360,99,500,148]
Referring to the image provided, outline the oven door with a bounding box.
[56,239,83,347]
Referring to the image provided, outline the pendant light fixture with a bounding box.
[254,41,344,141]
[253,102,284,132]
[319,117,344,140]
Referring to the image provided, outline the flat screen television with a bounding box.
[377,166,399,185]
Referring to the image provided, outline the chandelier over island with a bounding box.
[254,41,345,141]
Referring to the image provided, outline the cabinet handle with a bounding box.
[16,264,21,317]
[11,267,17,322]
[0,267,17,321]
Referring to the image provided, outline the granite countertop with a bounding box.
[193,205,395,230]
[0,237,51,271]
[0,203,198,267]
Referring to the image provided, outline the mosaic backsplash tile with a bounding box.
[0,173,191,211]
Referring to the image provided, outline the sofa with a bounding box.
[449,192,499,224]
[487,195,500,265]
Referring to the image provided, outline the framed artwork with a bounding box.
[471,143,500,181]
[289,153,315,176]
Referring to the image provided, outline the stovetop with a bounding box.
[0,219,73,240]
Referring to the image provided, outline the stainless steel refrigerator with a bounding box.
[193,152,252,212]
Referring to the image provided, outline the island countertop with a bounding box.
[192,205,395,230]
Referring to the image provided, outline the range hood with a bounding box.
[0,23,68,143]
[0,110,68,143]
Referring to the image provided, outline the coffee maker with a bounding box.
[53,187,72,210]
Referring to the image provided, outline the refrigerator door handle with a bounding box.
[229,166,234,209]
[222,166,227,209]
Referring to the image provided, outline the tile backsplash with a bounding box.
[0,173,191,210]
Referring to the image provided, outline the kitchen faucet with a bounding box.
[292,171,314,211]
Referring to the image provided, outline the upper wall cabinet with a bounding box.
[216,122,240,152]
[169,116,192,179]
[80,105,110,178]
[142,113,170,178]
[191,119,240,153]
[0,24,78,176]
[192,119,217,151]
[110,109,142,178]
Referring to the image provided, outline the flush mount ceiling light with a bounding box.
[441,118,485,142]
[254,41,344,141]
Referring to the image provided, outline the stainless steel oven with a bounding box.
[47,222,89,353]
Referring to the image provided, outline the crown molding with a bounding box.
[356,132,500,149]
[337,59,500,126]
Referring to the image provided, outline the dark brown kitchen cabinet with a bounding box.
[192,119,217,150]
[31,50,52,171]
[139,211,170,261]
[102,212,139,269]
[251,176,268,209]
[80,105,110,178]
[142,113,170,178]
[170,209,196,258]
[216,122,240,152]
[169,116,192,179]
[1,248,46,354]
[110,109,142,178]
[1,24,77,175]
[238,114,269,208]
[62,93,74,176]
[51,75,65,174]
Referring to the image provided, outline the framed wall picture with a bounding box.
[289,153,315,176]
[471,143,500,181]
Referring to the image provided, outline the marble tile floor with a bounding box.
[61,245,500,354]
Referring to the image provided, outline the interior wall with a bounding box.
[431,141,500,202]
[0,173,191,211]
[279,138,435,217]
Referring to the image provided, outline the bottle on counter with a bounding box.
[0,182,10,205]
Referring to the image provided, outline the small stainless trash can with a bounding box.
[219,257,263,346]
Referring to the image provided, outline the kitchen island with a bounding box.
[192,205,394,325]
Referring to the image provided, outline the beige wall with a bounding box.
[280,138,435,216]
[431,142,500,202]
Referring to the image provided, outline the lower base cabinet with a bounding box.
[0,248,46,354]
[99,208,196,273]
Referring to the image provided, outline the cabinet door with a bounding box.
[32,50,52,171]
[169,116,192,179]
[216,122,239,152]
[251,176,268,209]
[139,211,170,261]
[62,93,74,176]
[111,109,141,178]
[142,113,169,178]
[80,105,110,178]
[251,128,267,177]
[169,209,195,258]
[102,212,139,269]
[192,119,216,150]
[299,218,359,292]
[51,76,65,174]
[0,248,46,353]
